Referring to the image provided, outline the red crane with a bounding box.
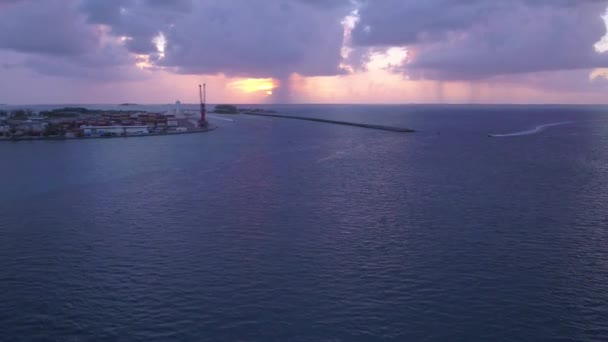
[199,83,207,126]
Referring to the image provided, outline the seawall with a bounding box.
[241,112,415,133]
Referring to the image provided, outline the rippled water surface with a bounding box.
[1,105,608,341]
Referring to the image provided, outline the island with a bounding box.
[211,104,239,114]
[0,107,215,141]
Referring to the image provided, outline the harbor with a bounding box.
[0,108,214,141]
[0,85,214,141]
[1,84,418,141]
[0,125,216,141]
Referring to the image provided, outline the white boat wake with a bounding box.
[316,151,347,164]
[208,115,234,122]
[489,121,573,137]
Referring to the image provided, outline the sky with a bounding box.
[2,0,608,104]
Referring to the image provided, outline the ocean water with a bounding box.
[1,104,608,341]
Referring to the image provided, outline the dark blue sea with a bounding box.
[1,105,608,341]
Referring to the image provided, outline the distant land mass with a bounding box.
[119,103,139,106]
[212,105,239,114]
[211,104,278,114]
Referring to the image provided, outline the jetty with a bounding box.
[242,112,415,133]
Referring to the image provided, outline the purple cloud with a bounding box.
[76,0,353,78]
[0,0,100,56]
[0,0,146,81]
[353,0,608,80]
[2,0,608,90]
[160,0,350,77]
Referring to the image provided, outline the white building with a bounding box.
[81,125,149,136]
[29,122,47,133]
[174,100,182,115]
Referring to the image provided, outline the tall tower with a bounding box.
[199,84,207,126]
[174,100,181,115]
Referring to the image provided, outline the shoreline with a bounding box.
[0,125,217,142]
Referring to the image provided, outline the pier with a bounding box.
[242,112,415,133]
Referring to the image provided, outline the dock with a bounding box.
[241,112,415,133]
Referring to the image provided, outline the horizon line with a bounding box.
[3,102,608,107]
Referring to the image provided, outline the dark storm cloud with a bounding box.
[79,0,132,25]
[17,33,142,81]
[352,0,608,80]
[0,0,353,86]
[77,0,353,78]
[144,0,193,12]
[159,0,351,77]
[352,0,606,46]
[297,0,353,9]
[0,0,141,80]
[79,0,174,55]
[0,0,100,56]
[0,0,25,5]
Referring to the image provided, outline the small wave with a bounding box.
[489,121,572,137]
[317,151,347,164]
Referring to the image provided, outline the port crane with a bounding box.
[199,84,207,126]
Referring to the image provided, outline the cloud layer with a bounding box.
[353,0,608,80]
[0,0,99,56]
[75,0,353,78]
[1,0,608,102]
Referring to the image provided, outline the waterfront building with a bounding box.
[80,125,149,136]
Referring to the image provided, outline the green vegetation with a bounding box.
[213,104,239,114]
[39,107,145,118]
[55,107,89,113]
[10,109,33,120]
[40,107,93,118]
[43,112,80,118]
[42,123,66,137]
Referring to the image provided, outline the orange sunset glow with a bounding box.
[229,78,278,95]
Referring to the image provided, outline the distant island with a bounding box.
[119,103,139,106]
[211,104,239,114]
[211,104,277,114]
